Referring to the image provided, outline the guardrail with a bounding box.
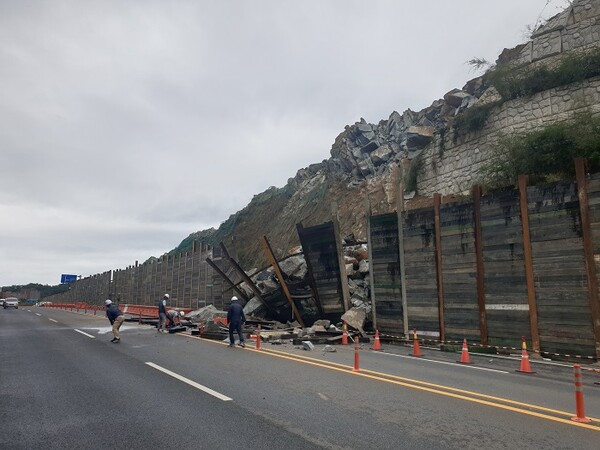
[40,303,193,319]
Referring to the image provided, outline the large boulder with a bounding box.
[341,307,367,335]
[443,88,472,108]
[184,304,227,323]
[406,126,434,151]
[358,259,369,275]
[279,255,307,280]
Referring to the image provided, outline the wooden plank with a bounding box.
[366,198,377,330]
[297,221,345,317]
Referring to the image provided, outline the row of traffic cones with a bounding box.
[367,329,537,374]
[253,325,593,425]
[350,327,540,374]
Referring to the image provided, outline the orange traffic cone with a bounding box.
[371,329,383,351]
[410,329,422,357]
[353,335,360,372]
[571,364,592,423]
[457,339,473,364]
[342,321,348,345]
[516,336,535,374]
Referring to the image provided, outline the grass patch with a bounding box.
[480,112,600,188]
[486,46,600,100]
[453,101,500,137]
[404,153,425,193]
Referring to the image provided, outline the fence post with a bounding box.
[518,175,540,354]
[575,158,600,360]
[473,185,488,346]
[434,193,446,343]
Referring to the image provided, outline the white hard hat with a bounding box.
[164,293,170,299]
[231,296,238,301]
[105,299,112,305]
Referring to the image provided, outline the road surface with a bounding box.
[1,307,599,449]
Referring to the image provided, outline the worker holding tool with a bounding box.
[227,296,246,348]
[157,293,169,333]
[105,299,124,343]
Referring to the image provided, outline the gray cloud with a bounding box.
[0,0,570,285]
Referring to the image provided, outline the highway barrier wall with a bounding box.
[45,159,600,359]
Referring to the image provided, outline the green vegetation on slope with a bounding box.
[454,47,600,136]
[487,46,600,101]
[480,112,600,188]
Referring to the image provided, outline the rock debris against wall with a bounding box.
[321,0,600,199]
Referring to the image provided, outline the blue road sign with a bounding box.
[60,274,78,284]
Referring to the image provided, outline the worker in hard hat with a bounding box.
[157,293,170,334]
[227,296,246,348]
[105,299,124,343]
[166,309,182,328]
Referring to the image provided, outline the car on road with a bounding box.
[3,297,19,309]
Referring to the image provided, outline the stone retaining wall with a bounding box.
[418,76,600,197]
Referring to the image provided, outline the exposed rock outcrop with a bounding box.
[177,0,600,279]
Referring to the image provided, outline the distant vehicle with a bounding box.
[37,301,52,307]
[3,297,19,309]
[25,299,36,306]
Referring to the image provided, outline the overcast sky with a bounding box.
[0,0,571,287]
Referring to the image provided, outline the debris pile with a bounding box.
[184,236,373,345]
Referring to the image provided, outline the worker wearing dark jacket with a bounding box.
[105,299,124,343]
[227,296,246,348]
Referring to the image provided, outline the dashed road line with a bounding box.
[74,329,95,339]
[145,362,232,401]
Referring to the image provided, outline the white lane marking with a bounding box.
[145,362,232,401]
[318,393,329,401]
[74,329,95,339]
[27,310,32,312]
[49,318,58,323]
[379,351,509,374]
[35,313,42,316]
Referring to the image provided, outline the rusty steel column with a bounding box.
[260,236,304,327]
[433,193,446,343]
[473,185,488,346]
[575,158,600,359]
[518,175,540,354]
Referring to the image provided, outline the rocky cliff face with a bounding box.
[177,0,600,270]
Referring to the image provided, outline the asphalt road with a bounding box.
[1,307,599,449]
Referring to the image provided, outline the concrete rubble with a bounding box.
[182,237,374,345]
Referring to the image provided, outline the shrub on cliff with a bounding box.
[481,112,600,188]
[486,46,600,100]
